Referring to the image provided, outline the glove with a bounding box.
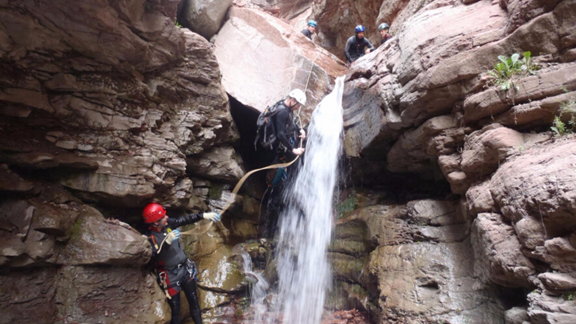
[203,212,221,222]
[165,229,181,245]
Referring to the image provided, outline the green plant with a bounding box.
[487,51,539,91]
[551,116,566,136]
[563,291,575,301]
[551,98,576,136]
[336,192,357,219]
[175,20,182,28]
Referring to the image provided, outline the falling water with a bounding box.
[273,76,345,324]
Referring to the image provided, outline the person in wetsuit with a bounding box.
[378,23,392,45]
[344,25,375,65]
[142,203,221,324]
[301,20,318,40]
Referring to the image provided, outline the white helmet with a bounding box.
[288,89,306,106]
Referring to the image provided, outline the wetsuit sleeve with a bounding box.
[275,109,295,151]
[167,213,203,229]
[344,37,353,63]
[301,29,311,40]
[365,38,375,51]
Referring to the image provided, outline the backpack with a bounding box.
[254,101,285,150]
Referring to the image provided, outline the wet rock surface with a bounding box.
[331,196,505,323]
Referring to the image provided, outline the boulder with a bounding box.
[196,245,247,293]
[178,0,234,39]
[471,213,536,288]
[213,7,346,120]
[58,206,151,266]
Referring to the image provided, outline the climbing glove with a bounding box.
[165,229,181,245]
[203,212,221,222]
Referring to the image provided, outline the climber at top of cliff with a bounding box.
[344,25,375,65]
[379,23,391,45]
[301,20,318,40]
[142,202,221,324]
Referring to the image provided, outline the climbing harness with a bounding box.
[158,270,172,299]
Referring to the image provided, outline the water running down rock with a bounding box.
[272,77,345,324]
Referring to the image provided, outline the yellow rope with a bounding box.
[156,141,304,253]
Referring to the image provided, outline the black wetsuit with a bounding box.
[270,101,298,154]
[146,214,204,324]
[344,35,375,63]
[381,34,391,45]
[301,28,312,40]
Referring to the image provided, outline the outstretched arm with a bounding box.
[365,38,375,52]
[167,213,203,229]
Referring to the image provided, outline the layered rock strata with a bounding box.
[340,0,576,322]
[0,0,248,322]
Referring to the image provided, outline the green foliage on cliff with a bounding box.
[336,191,357,219]
[551,98,576,136]
[487,51,539,91]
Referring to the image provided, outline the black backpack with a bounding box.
[254,101,285,150]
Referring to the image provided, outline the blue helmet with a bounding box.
[355,25,365,33]
[308,20,318,28]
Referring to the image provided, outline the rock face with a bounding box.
[338,0,576,322]
[213,6,347,119]
[330,196,505,323]
[0,266,170,324]
[0,0,239,209]
[178,0,234,39]
[0,0,251,323]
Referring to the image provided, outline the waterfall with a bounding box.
[274,76,345,324]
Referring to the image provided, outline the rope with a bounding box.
[156,50,321,253]
[156,140,304,253]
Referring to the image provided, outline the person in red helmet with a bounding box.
[143,202,221,324]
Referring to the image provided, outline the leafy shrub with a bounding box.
[487,51,539,91]
[551,98,576,136]
[175,20,182,28]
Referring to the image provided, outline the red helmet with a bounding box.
[143,203,166,223]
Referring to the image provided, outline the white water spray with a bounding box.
[273,76,345,324]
